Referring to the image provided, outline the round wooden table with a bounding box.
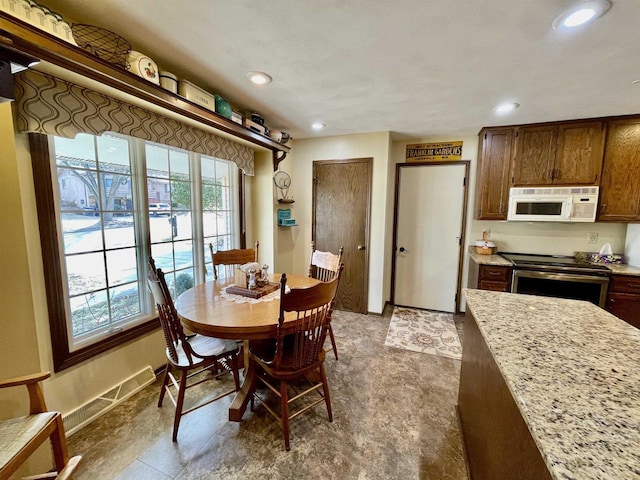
[175,273,319,421]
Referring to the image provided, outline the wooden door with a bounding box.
[512,125,557,185]
[476,128,514,220]
[599,118,640,221]
[554,121,605,185]
[312,159,372,313]
[393,162,468,313]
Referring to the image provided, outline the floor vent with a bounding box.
[62,366,156,436]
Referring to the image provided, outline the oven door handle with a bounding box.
[513,270,610,284]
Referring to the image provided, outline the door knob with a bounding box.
[357,245,366,250]
[398,247,407,252]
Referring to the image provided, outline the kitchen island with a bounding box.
[459,289,640,480]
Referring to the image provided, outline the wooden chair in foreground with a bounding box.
[308,241,344,360]
[210,240,259,280]
[0,372,82,480]
[148,257,240,441]
[250,266,343,451]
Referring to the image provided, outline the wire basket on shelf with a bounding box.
[71,24,131,69]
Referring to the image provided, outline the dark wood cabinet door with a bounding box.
[554,121,605,185]
[513,125,557,185]
[476,128,514,220]
[599,119,640,221]
[606,293,640,329]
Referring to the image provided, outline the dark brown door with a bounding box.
[312,158,372,313]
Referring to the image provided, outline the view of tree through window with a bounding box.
[55,134,141,340]
[202,155,233,280]
[51,133,239,350]
[146,144,194,297]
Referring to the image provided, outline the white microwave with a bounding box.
[507,186,599,222]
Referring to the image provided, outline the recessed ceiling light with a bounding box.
[311,122,325,130]
[246,71,272,86]
[552,0,611,29]
[493,102,520,114]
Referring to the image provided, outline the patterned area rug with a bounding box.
[384,306,462,360]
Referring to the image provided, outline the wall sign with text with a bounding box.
[406,141,463,161]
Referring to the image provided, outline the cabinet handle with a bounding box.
[489,271,501,276]
[626,283,640,289]
[555,168,561,179]
[600,204,606,214]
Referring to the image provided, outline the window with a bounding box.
[202,155,236,281]
[39,133,241,368]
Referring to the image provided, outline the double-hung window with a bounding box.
[46,132,241,366]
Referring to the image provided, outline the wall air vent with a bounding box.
[62,366,156,436]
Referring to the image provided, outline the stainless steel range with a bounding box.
[500,252,611,307]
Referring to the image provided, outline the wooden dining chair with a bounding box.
[210,240,259,280]
[308,241,344,359]
[0,371,82,480]
[249,267,343,451]
[147,257,241,441]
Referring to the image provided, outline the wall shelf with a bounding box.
[0,13,291,155]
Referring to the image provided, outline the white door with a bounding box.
[394,164,466,312]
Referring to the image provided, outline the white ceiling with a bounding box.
[49,0,640,141]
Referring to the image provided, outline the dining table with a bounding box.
[174,273,320,422]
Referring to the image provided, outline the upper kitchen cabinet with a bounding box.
[512,125,557,185]
[475,127,514,220]
[598,118,640,222]
[512,121,605,186]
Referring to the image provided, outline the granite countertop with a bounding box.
[467,249,513,266]
[606,263,640,276]
[463,289,640,480]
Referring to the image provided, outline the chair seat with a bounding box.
[0,412,58,471]
[169,335,239,368]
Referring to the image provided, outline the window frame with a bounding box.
[29,133,245,371]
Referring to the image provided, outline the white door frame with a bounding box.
[390,161,470,314]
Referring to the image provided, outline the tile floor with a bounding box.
[68,307,468,479]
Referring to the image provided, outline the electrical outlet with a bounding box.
[587,232,598,244]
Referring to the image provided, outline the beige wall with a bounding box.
[250,151,276,269]
[276,132,393,314]
[0,103,42,417]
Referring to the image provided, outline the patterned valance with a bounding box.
[13,70,254,175]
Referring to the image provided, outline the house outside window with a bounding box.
[49,133,241,353]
